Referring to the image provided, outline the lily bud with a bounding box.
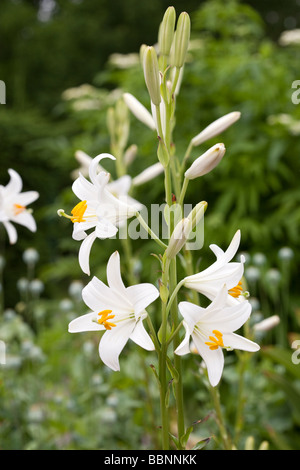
[185,143,226,180]
[123,93,156,130]
[253,315,280,333]
[143,46,161,106]
[159,6,176,56]
[165,218,192,259]
[191,112,241,147]
[187,201,207,229]
[171,12,190,68]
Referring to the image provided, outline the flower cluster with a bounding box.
[60,7,259,393]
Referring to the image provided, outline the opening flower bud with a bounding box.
[185,143,226,180]
[171,12,190,69]
[143,46,161,106]
[165,218,192,259]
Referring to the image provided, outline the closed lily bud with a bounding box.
[143,46,161,106]
[185,143,226,180]
[187,201,207,229]
[191,112,241,147]
[166,218,192,259]
[159,6,176,56]
[253,315,280,333]
[171,12,190,68]
[123,93,156,130]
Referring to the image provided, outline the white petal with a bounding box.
[192,333,224,387]
[126,283,159,316]
[106,251,127,293]
[68,311,104,332]
[89,153,115,186]
[99,320,136,371]
[95,218,118,239]
[11,211,37,232]
[107,175,132,197]
[5,169,23,195]
[78,231,97,275]
[174,321,192,356]
[3,221,17,244]
[178,301,205,331]
[222,332,260,352]
[72,173,98,201]
[129,318,155,350]
[82,276,131,313]
[14,190,39,206]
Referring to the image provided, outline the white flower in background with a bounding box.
[68,251,159,371]
[175,285,260,387]
[58,153,137,275]
[183,230,247,304]
[279,29,300,46]
[0,169,39,244]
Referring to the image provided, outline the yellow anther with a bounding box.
[229,280,243,298]
[70,200,87,223]
[13,203,26,216]
[97,309,116,330]
[205,330,224,350]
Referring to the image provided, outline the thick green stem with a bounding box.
[169,258,185,447]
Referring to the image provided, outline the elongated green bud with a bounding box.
[172,12,190,68]
[143,46,161,105]
[159,6,176,56]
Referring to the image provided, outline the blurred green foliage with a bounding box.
[0,0,300,450]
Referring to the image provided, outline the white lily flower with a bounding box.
[175,285,260,387]
[72,149,143,212]
[183,230,246,304]
[68,251,159,371]
[0,169,39,244]
[59,153,137,275]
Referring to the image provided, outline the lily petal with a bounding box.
[78,231,97,275]
[129,318,155,351]
[126,283,159,317]
[99,319,136,371]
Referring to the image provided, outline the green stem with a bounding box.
[180,140,194,174]
[209,385,232,450]
[178,176,189,207]
[158,257,171,450]
[135,212,167,249]
[169,258,185,448]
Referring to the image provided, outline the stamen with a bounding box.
[13,203,26,216]
[229,280,243,298]
[58,200,96,224]
[70,200,88,223]
[205,330,224,350]
[97,309,116,330]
